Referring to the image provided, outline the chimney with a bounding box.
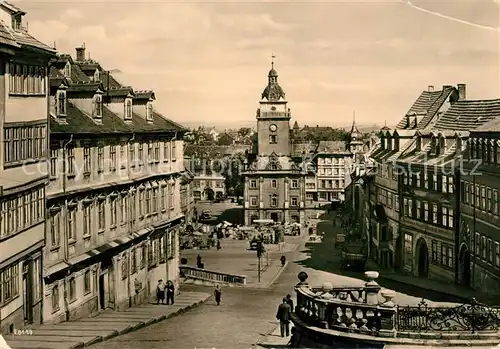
[428,85,434,92]
[75,43,85,62]
[458,84,466,100]
[442,85,452,91]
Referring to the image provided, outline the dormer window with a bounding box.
[12,15,22,31]
[146,102,153,122]
[387,137,392,151]
[124,98,132,120]
[436,136,445,155]
[393,134,400,151]
[56,90,66,116]
[63,62,71,78]
[94,70,100,82]
[93,93,103,119]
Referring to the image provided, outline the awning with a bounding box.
[44,261,70,278]
[373,204,388,224]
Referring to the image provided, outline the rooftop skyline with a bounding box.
[18,0,499,127]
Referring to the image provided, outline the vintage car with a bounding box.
[340,240,367,271]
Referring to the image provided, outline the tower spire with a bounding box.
[271,54,275,69]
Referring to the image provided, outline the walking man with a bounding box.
[285,294,294,311]
[166,280,175,305]
[276,298,292,337]
[156,279,166,304]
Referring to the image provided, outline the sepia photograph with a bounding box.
[0,0,499,348]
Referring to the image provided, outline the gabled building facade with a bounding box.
[43,46,188,324]
[369,85,459,270]
[243,62,307,225]
[0,2,56,334]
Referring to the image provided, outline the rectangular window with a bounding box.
[97,145,104,172]
[432,204,438,224]
[488,239,494,264]
[154,142,160,161]
[408,198,413,217]
[423,201,429,221]
[464,182,470,204]
[110,198,117,226]
[130,249,137,274]
[51,285,60,312]
[169,184,174,210]
[487,188,493,212]
[110,145,116,171]
[271,195,278,207]
[67,147,75,175]
[271,179,277,188]
[442,207,448,226]
[3,125,47,164]
[145,190,151,214]
[147,142,153,162]
[250,196,258,207]
[250,180,257,189]
[448,208,454,228]
[482,235,487,259]
[171,140,177,161]
[387,192,393,209]
[161,186,167,211]
[152,188,158,213]
[424,172,429,189]
[50,149,58,178]
[0,263,19,304]
[291,197,298,206]
[163,142,169,162]
[291,179,298,189]
[475,232,480,256]
[494,190,499,215]
[269,135,277,144]
[432,174,438,191]
[395,195,399,212]
[138,143,143,165]
[67,207,76,241]
[415,200,421,219]
[83,146,91,173]
[120,195,127,223]
[69,277,76,302]
[481,186,486,210]
[98,200,105,230]
[83,204,91,237]
[84,270,91,295]
[50,211,60,247]
[139,190,144,217]
[495,242,500,268]
[431,241,438,261]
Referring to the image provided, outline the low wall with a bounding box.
[179,265,246,286]
[290,271,500,348]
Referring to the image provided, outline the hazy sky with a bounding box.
[16,0,499,128]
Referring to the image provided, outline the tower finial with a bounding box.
[271,54,275,69]
[352,110,356,124]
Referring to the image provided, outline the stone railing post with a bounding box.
[363,271,381,305]
[378,289,397,337]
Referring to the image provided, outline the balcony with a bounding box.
[291,271,500,348]
[257,111,291,119]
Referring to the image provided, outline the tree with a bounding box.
[238,127,252,138]
[222,152,246,197]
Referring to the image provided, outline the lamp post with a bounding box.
[106,68,122,105]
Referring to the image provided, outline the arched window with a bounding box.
[51,285,60,311]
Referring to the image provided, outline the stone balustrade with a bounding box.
[292,271,500,347]
[179,265,247,285]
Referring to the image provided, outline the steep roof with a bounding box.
[433,99,500,131]
[472,117,500,133]
[50,103,184,135]
[396,87,455,130]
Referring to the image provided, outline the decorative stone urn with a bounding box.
[380,289,396,308]
[297,271,309,287]
[364,271,379,286]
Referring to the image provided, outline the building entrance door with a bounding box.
[270,212,279,222]
[22,261,33,324]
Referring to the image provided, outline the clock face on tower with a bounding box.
[269,124,277,132]
[271,106,276,111]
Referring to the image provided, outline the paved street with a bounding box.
[195,201,244,225]
[89,212,461,349]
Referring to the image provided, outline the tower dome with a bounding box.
[261,56,285,101]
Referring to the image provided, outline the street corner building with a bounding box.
[242,61,311,225]
[0,1,56,334]
[39,45,192,325]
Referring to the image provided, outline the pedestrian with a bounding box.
[166,280,175,305]
[276,297,292,337]
[196,254,203,268]
[286,294,294,311]
[280,255,286,267]
[156,279,166,304]
[214,284,222,305]
[217,239,221,250]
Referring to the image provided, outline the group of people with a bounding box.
[156,280,175,305]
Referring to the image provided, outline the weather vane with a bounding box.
[271,54,276,68]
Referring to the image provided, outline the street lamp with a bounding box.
[105,68,122,105]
